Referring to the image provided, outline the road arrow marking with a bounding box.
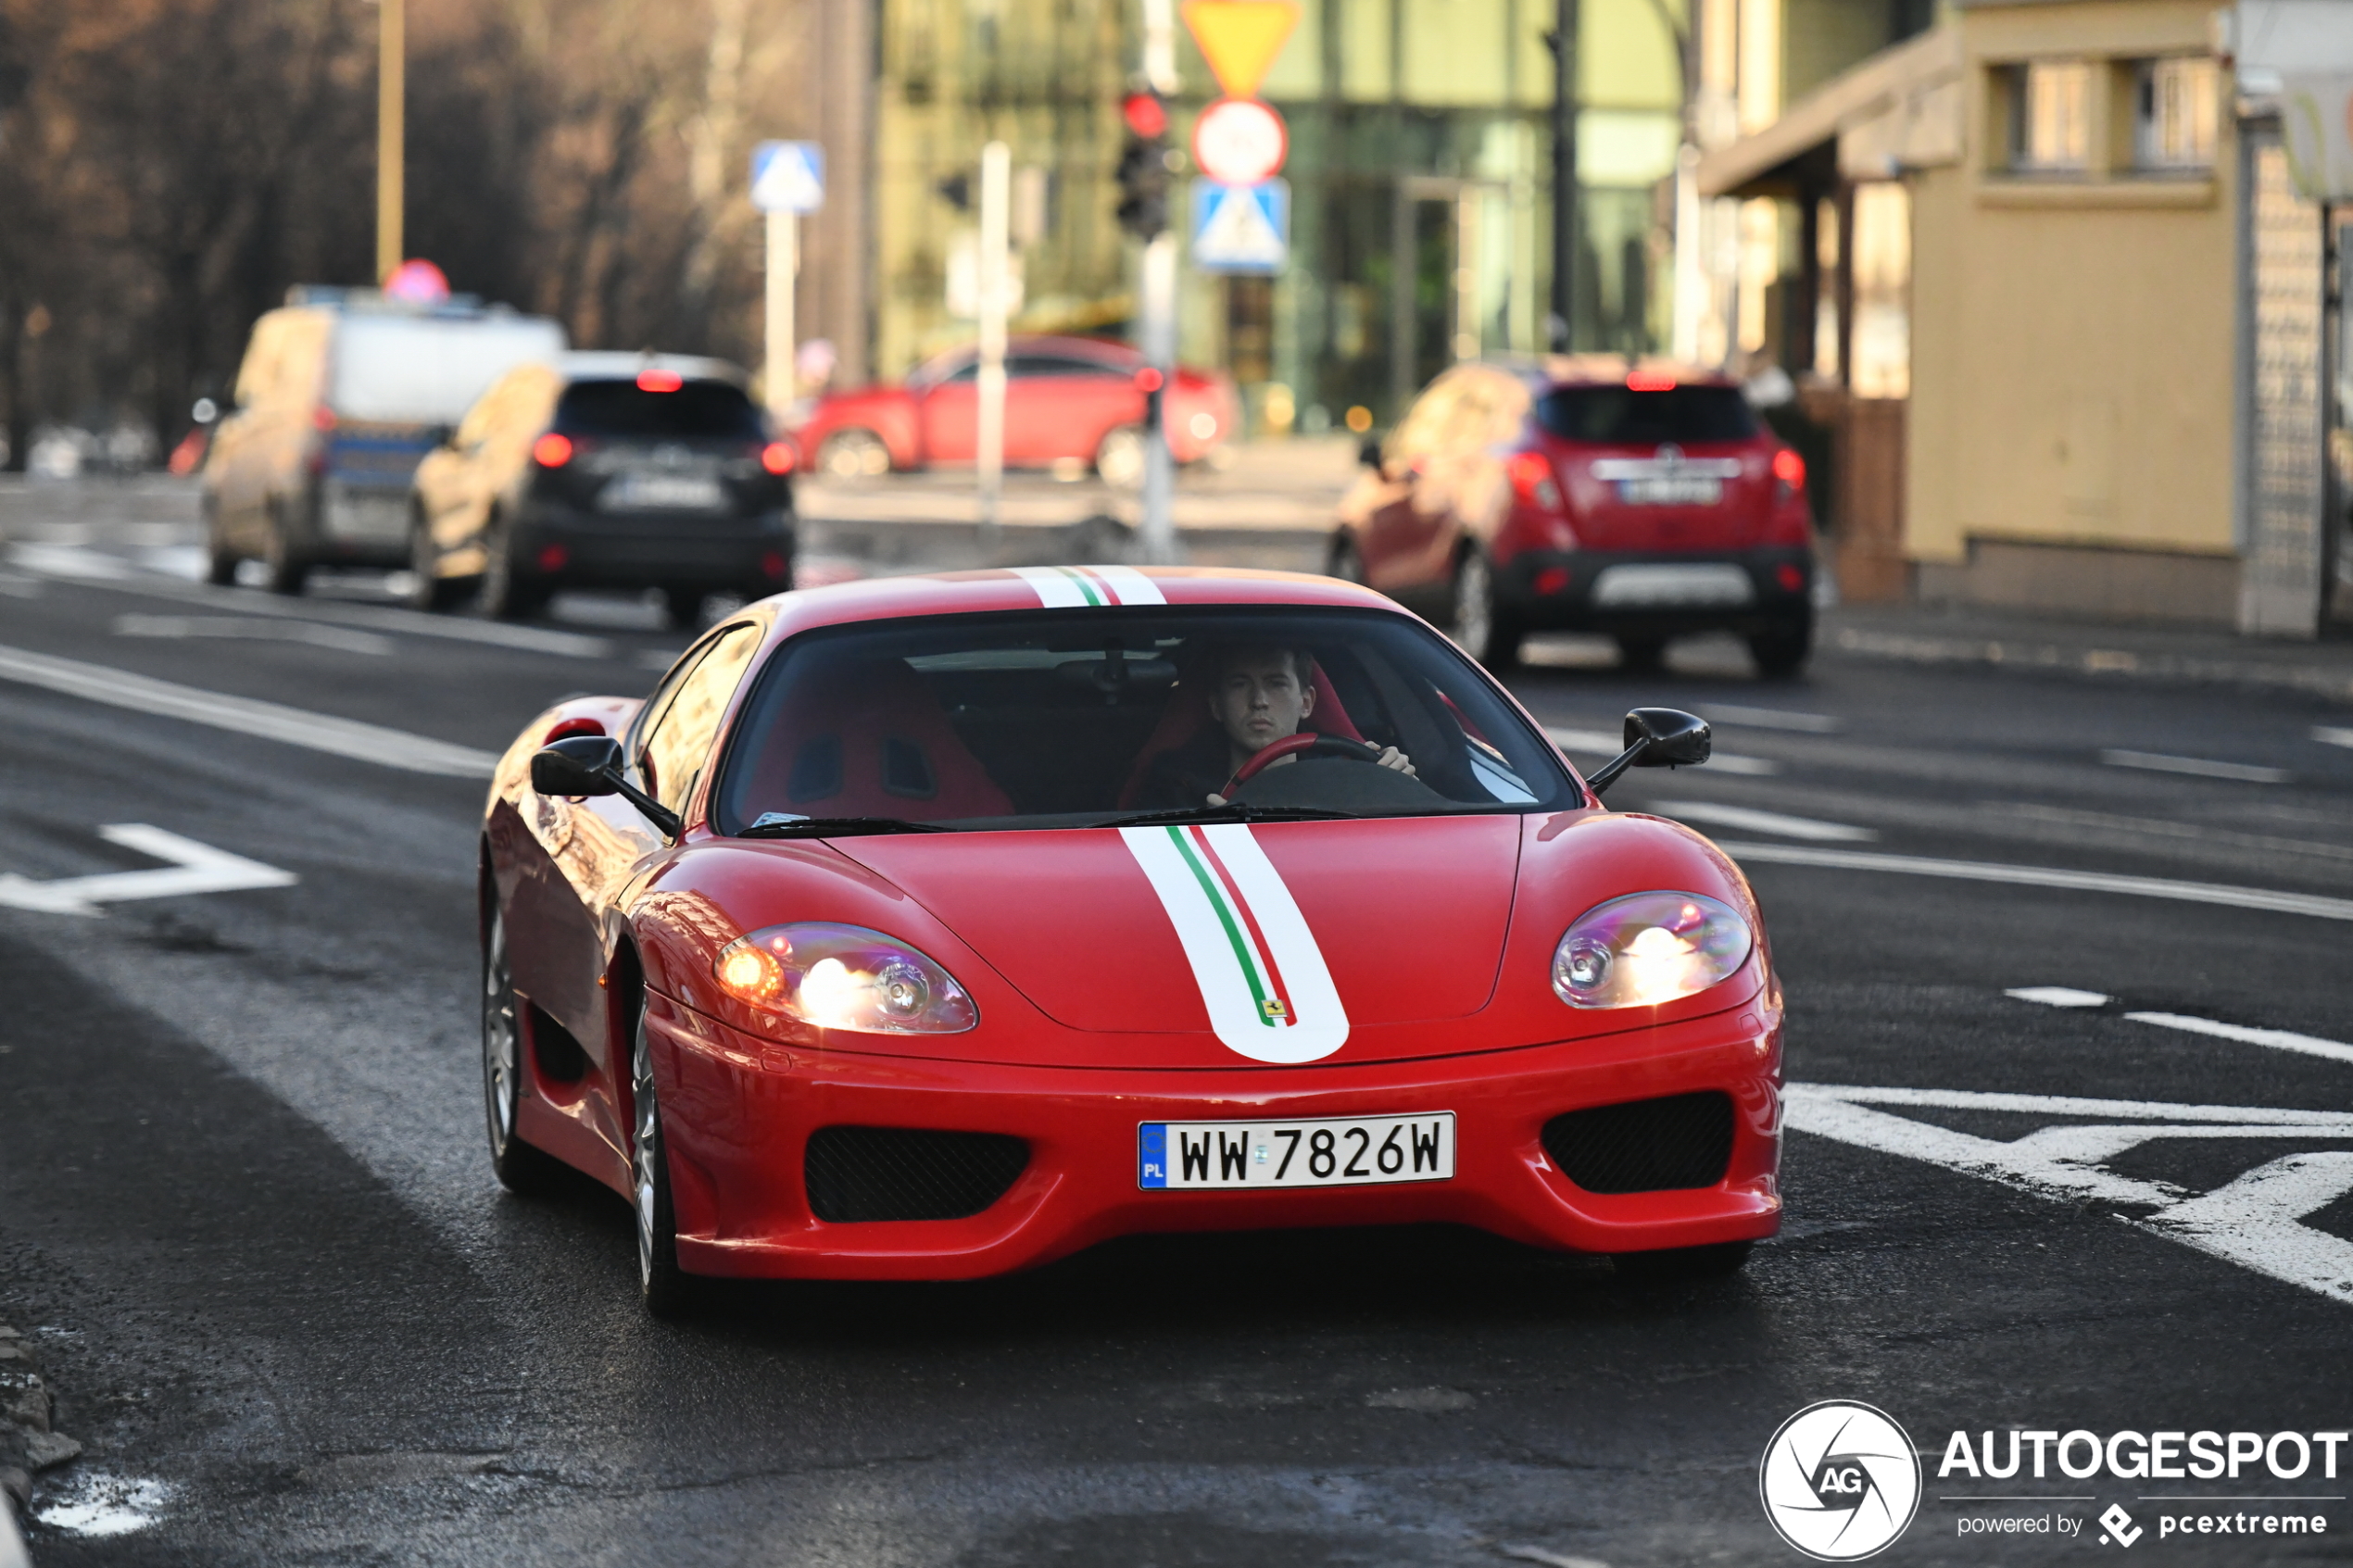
[0,824,296,917]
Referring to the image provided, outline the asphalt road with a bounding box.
[6,515,2353,1566]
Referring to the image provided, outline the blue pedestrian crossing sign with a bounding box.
[750,142,825,214]
[1191,179,1289,274]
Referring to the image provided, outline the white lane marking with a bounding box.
[1545,726,1780,776]
[0,824,296,917]
[1786,1083,2353,1304]
[10,546,619,659]
[1715,840,2353,922]
[33,1472,177,1537]
[2099,748,2289,784]
[1698,703,1842,733]
[0,642,501,778]
[2007,985,2111,1008]
[0,571,42,598]
[2313,725,2353,750]
[9,541,132,579]
[1645,799,1875,842]
[112,613,396,657]
[2123,1010,2353,1067]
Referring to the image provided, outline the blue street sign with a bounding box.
[750,142,825,214]
[1190,179,1289,274]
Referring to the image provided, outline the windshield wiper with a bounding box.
[1095,803,1357,829]
[736,815,954,839]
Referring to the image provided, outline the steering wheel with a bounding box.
[1222,732,1385,797]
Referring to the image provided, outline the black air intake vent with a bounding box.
[1541,1092,1735,1194]
[804,1126,1029,1223]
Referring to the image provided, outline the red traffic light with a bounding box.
[1122,92,1168,140]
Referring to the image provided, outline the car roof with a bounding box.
[914,335,1139,374]
[753,567,1409,647]
[559,351,748,385]
[1476,353,1740,392]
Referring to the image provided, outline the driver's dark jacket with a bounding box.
[1134,730,1240,810]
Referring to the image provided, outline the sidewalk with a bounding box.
[1824,602,2353,707]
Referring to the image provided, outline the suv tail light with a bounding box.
[759,440,797,475]
[533,433,574,468]
[1506,450,1564,513]
[1771,447,1806,501]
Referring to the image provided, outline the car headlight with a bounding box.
[714,922,978,1035]
[1551,891,1752,1009]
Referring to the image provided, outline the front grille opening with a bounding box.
[1541,1091,1735,1194]
[526,1002,589,1084]
[804,1125,1029,1223]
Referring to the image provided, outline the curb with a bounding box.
[1829,625,2353,706]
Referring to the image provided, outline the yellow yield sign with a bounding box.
[1180,0,1300,100]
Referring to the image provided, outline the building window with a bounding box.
[2135,56,2219,170]
[2008,60,2091,172]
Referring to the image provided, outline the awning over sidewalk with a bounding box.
[1696,26,1964,199]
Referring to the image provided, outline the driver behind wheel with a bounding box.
[1137,644,1415,808]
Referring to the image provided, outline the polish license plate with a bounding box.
[1139,1112,1454,1190]
[603,473,724,510]
[1617,476,1721,506]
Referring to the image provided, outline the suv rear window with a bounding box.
[1536,385,1757,445]
[555,380,763,439]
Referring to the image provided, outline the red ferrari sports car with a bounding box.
[480,567,1783,1312]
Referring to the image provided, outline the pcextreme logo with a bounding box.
[1760,1400,1924,1561]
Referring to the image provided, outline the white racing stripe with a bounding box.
[1716,840,2353,922]
[1787,1083,2353,1305]
[1009,564,1166,608]
[1119,822,1348,1063]
[0,642,501,779]
[1645,799,1875,842]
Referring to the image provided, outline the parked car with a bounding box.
[1330,358,1818,675]
[409,353,796,626]
[202,288,567,593]
[793,334,1237,483]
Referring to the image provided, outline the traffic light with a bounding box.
[1114,92,1170,240]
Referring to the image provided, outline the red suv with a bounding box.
[1330,358,1816,675]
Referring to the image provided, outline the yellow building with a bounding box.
[1701,0,2347,633]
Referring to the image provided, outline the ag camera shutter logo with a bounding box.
[1760,1400,1922,1560]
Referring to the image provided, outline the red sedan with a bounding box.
[793,335,1237,483]
[480,567,1783,1313]
[1333,358,1818,674]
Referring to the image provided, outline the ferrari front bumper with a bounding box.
[649,995,1782,1281]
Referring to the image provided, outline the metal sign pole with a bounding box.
[1139,0,1180,563]
[765,208,797,420]
[978,142,1011,543]
[375,0,404,282]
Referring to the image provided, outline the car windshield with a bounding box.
[1535,384,1757,445]
[555,380,764,439]
[329,315,566,422]
[711,607,1579,833]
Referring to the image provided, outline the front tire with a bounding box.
[409,510,473,612]
[203,498,240,586]
[631,1002,694,1317]
[483,910,564,1194]
[1449,546,1521,668]
[1328,534,1365,585]
[662,587,706,632]
[477,513,547,621]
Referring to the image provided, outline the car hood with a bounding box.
[832,816,1521,1060]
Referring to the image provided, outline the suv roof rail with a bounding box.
[282,284,494,315]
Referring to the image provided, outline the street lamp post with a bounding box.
[375,0,404,283]
[1548,0,1579,351]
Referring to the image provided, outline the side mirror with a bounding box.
[1582,708,1711,796]
[1358,435,1384,471]
[423,423,457,450]
[530,734,686,840]
[532,734,623,797]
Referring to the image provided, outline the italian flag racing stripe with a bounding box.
[1119,822,1349,1063]
[1009,565,1167,608]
